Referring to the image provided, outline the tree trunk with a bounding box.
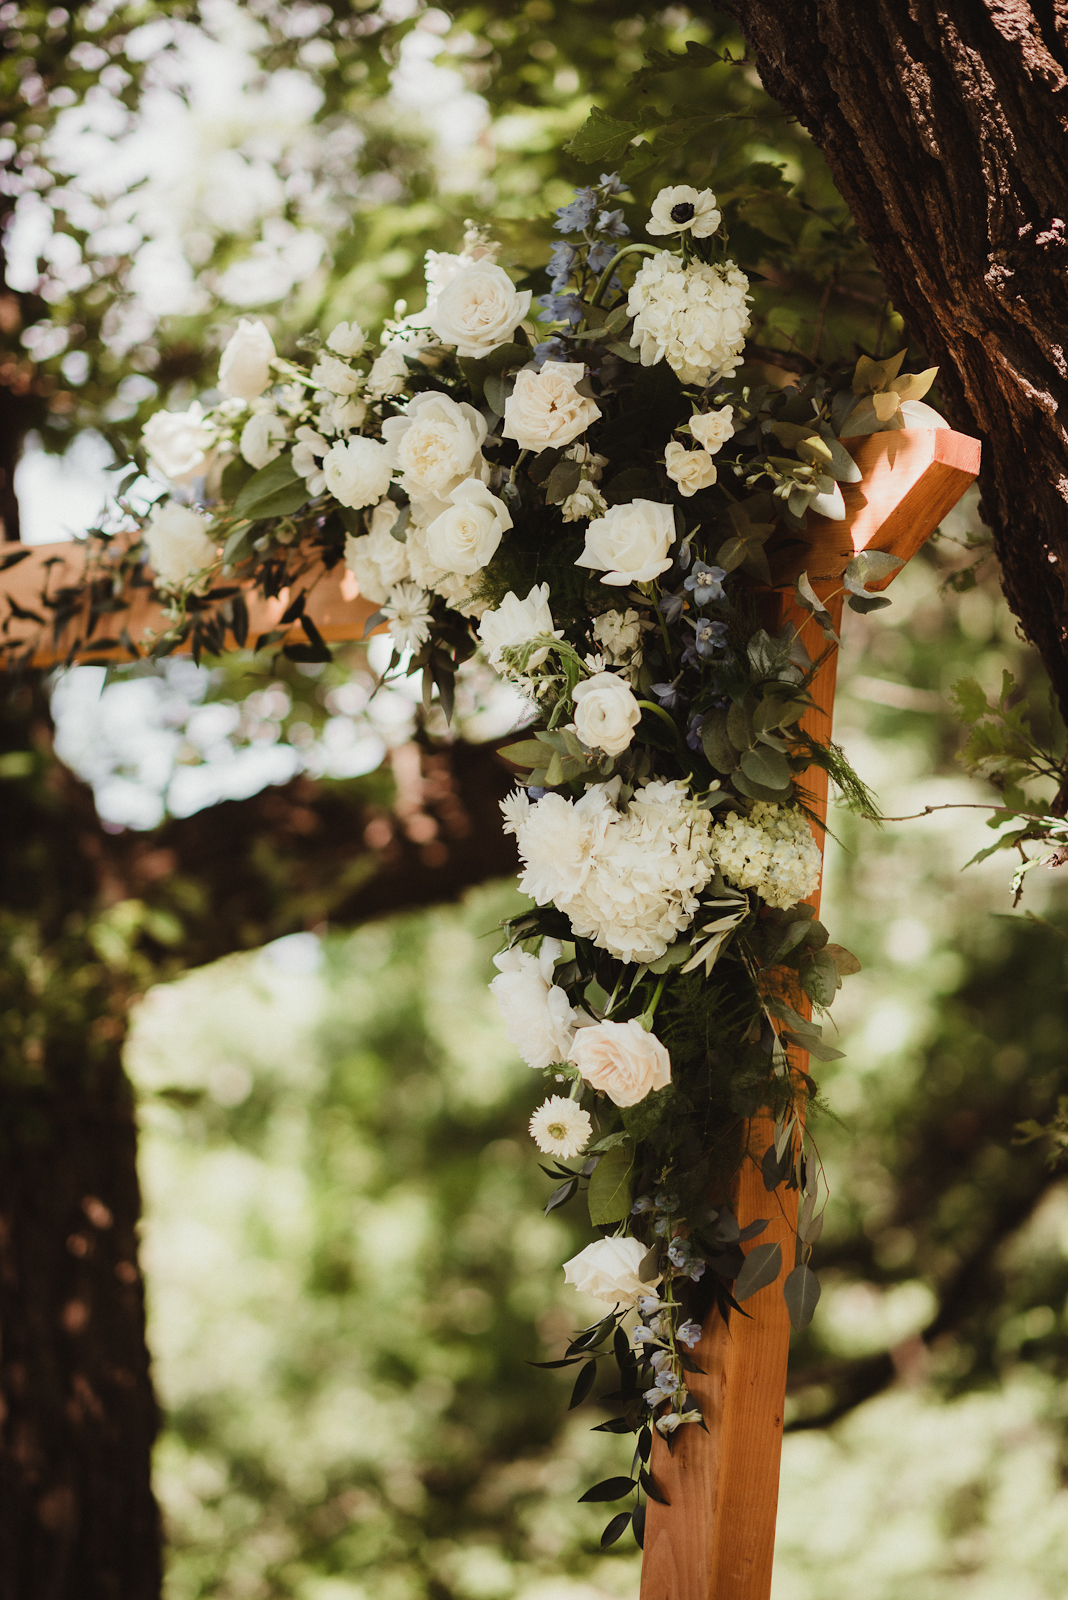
[718,0,1068,715]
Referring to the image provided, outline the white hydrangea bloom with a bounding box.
[710,802,821,910]
[628,252,751,387]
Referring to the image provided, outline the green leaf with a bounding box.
[600,1512,633,1549]
[647,942,691,974]
[825,943,862,977]
[564,105,642,165]
[602,467,659,505]
[484,372,515,417]
[783,1263,821,1330]
[220,456,254,500]
[801,948,840,1007]
[498,739,549,769]
[727,699,754,752]
[249,481,311,520]
[740,746,791,791]
[569,1359,598,1409]
[950,677,990,723]
[587,1141,635,1225]
[457,355,489,397]
[485,341,531,373]
[622,1086,673,1141]
[231,453,301,519]
[578,1475,637,1504]
[545,460,582,505]
[844,550,904,592]
[606,339,640,363]
[733,1241,783,1302]
[701,710,738,774]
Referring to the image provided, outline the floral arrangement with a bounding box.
[21,169,948,1544]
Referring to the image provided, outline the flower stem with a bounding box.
[588,244,659,310]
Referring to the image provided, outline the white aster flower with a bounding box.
[710,802,822,910]
[647,185,721,239]
[690,406,735,454]
[665,440,717,497]
[499,788,532,836]
[239,410,287,470]
[381,581,433,652]
[492,936,577,1070]
[326,321,366,357]
[528,1095,592,1159]
[628,252,751,387]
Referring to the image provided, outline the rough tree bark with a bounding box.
[717,0,1068,716]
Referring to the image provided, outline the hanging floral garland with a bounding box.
[9,168,948,1541]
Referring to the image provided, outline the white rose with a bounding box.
[664,440,717,497]
[478,583,560,670]
[381,390,487,504]
[424,248,474,312]
[143,502,217,593]
[428,261,532,358]
[239,411,287,469]
[366,346,409,398]
[502,361,601,453]
[322,436,393,510]
[575,498,676,586]
[569,1018,671,1107]
[310,353,362,396]
[490,937,577,1070]
[592,609,642,665]
[343,499,410,605]
[218,319,275,401]
[326,321,366,357]
[425,479,512,576]
[141,403,215,485]
[563,1235,660,1307]
[572,671,641,757]
[647,184,721,239]
[690,406,735,454]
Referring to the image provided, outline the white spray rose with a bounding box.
[366,346,409,398]
[425,479,512,576]
[592,609,643,666]
[310,353,362,396]
[326,321,366,357]
[143,502,216,592]
[502,361,601,453]
[563,1236,660,1307]
[428,261,532,358]
[381,390,487,505]
[478,583,560,670]
[576,499,676,586]
[343,500,410,605]
[690,406,735,453]
[141,403,215,484]
[647,184,721,239]
[490,936,577,1070]
[239,411,287,469]
[572,671,641,757]
[664,440,717,497]
[218,319,275,401]
[570,1018,671,1108]
[322,436,392,510]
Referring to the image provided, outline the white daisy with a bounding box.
[528,1095,592,1159]
[381,581,433,652]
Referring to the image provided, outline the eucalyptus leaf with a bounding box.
[733,1240,783,1302]
[701,710,738,773]
[783,1263,821,1330]
[740,745,791,790]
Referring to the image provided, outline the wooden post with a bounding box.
[639,427,981,1600]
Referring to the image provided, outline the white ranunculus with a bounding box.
[563,1236,659,1307]
[310,353,362,396]
[322,436,393,510]
[425,479,512,576]
[491,936,577,1070]
[141,403,215,484]
[570,1018,671,1108]
[143,502,217,592]
[366,346,409,398]
[326,321,366,357]
[592,609,642,666]
[690,406,735,454]
[318,394,368,436]
[575,499,676,586]
[239,411,287,469]
[629,253,751,387]
[478,583,560,670]
[528,1096,592,1159]
[428,261,532,358]
[647,184,721,239]
[218,319,275,401]
[664,440,717,497]
[344,500,410,605]
[502,361,601,453]
[572,671,641,757]
[292,425,328,496]
[381,390,487,504]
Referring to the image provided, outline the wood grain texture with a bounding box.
[640,429,980,1600]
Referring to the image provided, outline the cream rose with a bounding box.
[310,353,362,396]
[569,1018,671,1108]
[690,406,735,454]
[575,499,676,586]
[366,346,409,398]
[563,1235,660,1307]
[239,411,287,469]
[143,502,217,592]
[572,671,641,757]
[326,320,366,357]
[478,583,560,670]
[141,403,215,484]
[218,319,275,401]
[344,500,410,605]
[425,479,512,576]
[502,361,601,453]
[322,436,393,510]
[428,261,532,358]
[381,391,487,504]
[665,440,717,497]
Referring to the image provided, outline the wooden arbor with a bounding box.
[0,427,981,1600]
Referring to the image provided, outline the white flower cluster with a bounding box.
[710,802,822,910]
[503,778,716,963]
[629,252,751,387]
